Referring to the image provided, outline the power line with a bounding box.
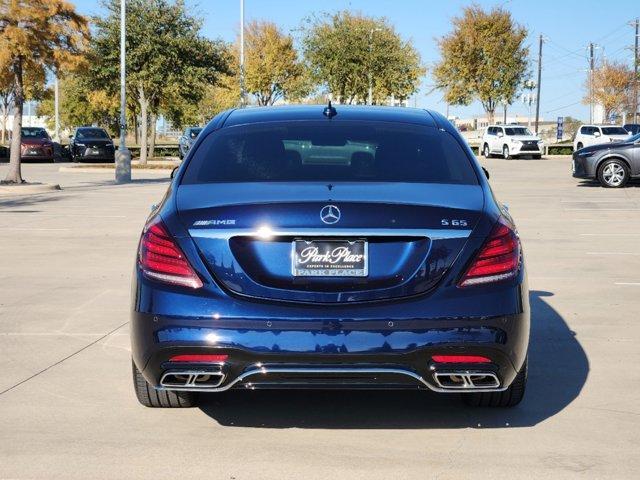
[544,100,583,114]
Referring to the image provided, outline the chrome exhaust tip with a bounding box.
[433,371,500,390]
[160,369,226,389]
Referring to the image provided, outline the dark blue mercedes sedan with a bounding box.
[131,105,529,408]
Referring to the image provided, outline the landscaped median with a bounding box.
[0,182,61,196]
[59,158,180,173]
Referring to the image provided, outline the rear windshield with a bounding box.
[76,128,109,139]
[601,127,628,135]
[182,121,478,185]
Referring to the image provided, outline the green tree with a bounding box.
[0,0,88,183]
[91,0,228,163]
[37,73,120,133]
[584,61,635,120]
[301,11,424,104]
[242,20,310,105]
[433,5,529,124]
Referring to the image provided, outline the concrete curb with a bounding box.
[58,167,173,174]
[0,183,62,196]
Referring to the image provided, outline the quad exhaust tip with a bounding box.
[433,371,500,390]
[160,369,225,389]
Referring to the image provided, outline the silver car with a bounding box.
[178,127,203,159]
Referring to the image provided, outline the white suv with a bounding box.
[481,125,543,159]
[574,125,631,151]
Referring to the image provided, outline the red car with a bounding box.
[20,127,55,161]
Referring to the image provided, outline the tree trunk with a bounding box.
[486,109,495,125]
[4,59,24,184]
[148,112,157,159]
[1,96,9,144]
[138,86,149,165]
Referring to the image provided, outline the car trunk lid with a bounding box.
[177,182,484,303]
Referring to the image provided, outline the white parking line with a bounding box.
[561,199,633,203]
[580,233,640,237]
[587,252,640,256]
[1,228,71,231]
[565,208,640,211]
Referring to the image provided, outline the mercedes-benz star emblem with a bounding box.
[320,205,341,224]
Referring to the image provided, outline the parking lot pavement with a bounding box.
[0,158,639,479]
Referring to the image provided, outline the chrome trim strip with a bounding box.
[157,366,506,394]
[188,228,472,241]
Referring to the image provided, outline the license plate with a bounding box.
[29,149,38,155]
[292,240,368,277]
[89,149,100,155]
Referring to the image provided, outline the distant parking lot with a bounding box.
[0,157,639,479]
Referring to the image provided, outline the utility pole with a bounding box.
[589,42,595,124]
[115,0,131,183]
[534,35,543,135]
[634,18,639,123]
[239,0,246,106]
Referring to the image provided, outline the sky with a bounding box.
[72,0,640,122]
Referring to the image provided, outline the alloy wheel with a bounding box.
[602,162,626,187]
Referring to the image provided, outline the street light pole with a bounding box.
[367,28,382,105]
[53,73,59,142]
[634,18,639,123]
[115,0,131,183]
[239,0,246,106]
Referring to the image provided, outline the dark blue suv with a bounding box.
[131,105,529,408]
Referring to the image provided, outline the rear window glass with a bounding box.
[601,127,628,135]
[182,121,478,185]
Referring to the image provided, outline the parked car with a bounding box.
[178,127,203,159]
[131,105,530,409]
[573,131,640,187]
[573,125,631,151]
[623,123,640,135]
[481,124,543,159]
[20,127,55,162]
[69,127,115,162]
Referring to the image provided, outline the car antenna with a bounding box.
[323,101,337,119]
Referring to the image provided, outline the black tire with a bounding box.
[532,154,542,160]
[132,360,197,408]
[483,144,491,158]
[462,357,527,408]
[597,158,629,188]
[502,145,511,160]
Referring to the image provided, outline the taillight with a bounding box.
[458,217,521,287]
[138,219,203,289]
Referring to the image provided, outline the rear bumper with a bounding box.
[131,309,528,393]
